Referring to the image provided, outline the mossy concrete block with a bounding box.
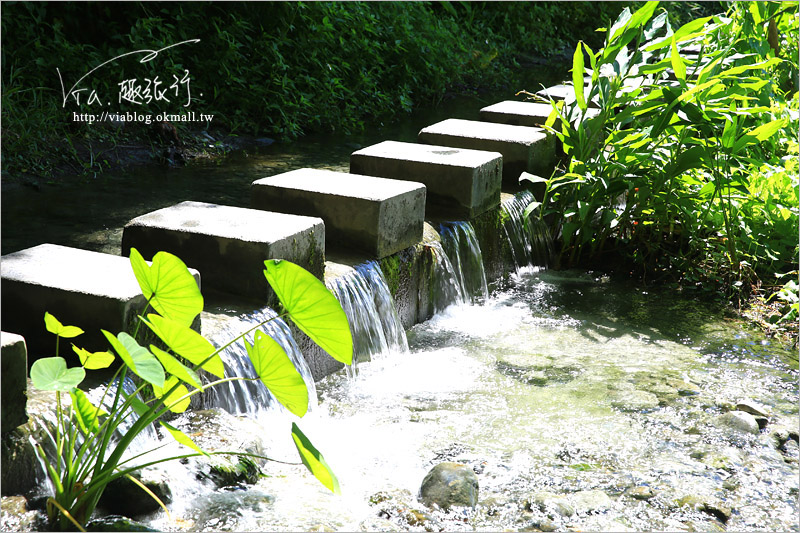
[122,201,324,303]
[0,244,199,360]
[350,141,502,219]
[251,168,426,259]
[1,333,28,433]
[418,119,555,185]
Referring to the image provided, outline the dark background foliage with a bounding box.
[1,1,722,178]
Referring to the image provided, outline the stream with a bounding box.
[2,64,798,532]
[144,267,798,532]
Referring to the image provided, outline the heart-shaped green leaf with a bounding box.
[44,312,84,338]
[72,345,115,370]
[130,248,203,327]
[291,423,340,494]
[150,345,203,389]
[141,314,224,379]
[264,260,353,365]
[70,388,107,433]
[245,330,308,417]
[102,330,165,388]
[153,376,191,413]
[30,357,85,392]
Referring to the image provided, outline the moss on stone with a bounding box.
[379,253,402,296]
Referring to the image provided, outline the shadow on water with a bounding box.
[1,65,565,257]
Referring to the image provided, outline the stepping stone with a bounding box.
[122,201,325,300]
[0,244,199,359]
[480,101,556,128]
[251,169,425,259]
[1,332,28,432]
[418,118,555,184]
[480,100,599,129]
[349,140,501,219]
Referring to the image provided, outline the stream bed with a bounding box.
[146,268,798,532]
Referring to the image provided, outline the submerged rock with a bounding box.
[675,495,733,523]
[99,467,173,516]
[85,515,157,531]
[569,490,613,514]
[609,390,660,412]
[735,400,770,418]
[419,462,479,510]
[525,491,575,517]
[715,411,760,435]
[625,485,657,501]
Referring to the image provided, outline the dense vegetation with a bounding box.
[2,1,719,180]
[532,1,798,341]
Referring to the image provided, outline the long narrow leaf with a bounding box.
[572,43,586,111]
[291,423,340,494]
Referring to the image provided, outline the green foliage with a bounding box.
[2,2,638,180]
[30,252,353,531]
[536,1,799,298]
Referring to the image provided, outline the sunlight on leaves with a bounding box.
[245,330,308,417]
[129,248,203,327]
[291,423,340,494]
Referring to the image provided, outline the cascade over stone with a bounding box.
[417,118,555,184]
[349,140,502,219]
[251,168,425,259]
[0,244,199,359]
[418,462,479,510]
[122,201,325,301]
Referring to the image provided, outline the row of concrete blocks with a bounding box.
[1,93,572,428]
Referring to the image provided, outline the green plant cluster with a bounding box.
[29,250,353,531]
[530,1,798,302]
[2,1,650,180]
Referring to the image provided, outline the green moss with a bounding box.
[379,254,402,296]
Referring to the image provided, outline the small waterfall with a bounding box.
[203,308,317,415]
[501,190,554,270]
[327,261,409,375]
[425,240,468,312]
[438,221,489,303]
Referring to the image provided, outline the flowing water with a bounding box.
[133,267,799,533]
[327,261,409,375]
[501,190,554,271]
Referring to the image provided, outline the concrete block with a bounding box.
[251,169,426,259]
[535,84,599,109]
[1,333,28,433]
[0,244,199,360]
[349,140,501,219]
[122,201,324,302]
[418,119,556,185]
[480,101,557,128]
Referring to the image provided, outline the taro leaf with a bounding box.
[291,423,340,494]
[264,260,353,366]
[72,345,114,370]
[153,376,190,414]
[572,42,586,111]
[160,420,208,455]
[129,248,203,327]
[150,345,203,389]
[44,312,83,338]
[30,357,85,392]
[70,388,107,434]
[141,314,224,379]
[102,330,165,388]
[245,330,308,417]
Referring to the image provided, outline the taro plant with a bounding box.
[530,0,798,296]
[29,249,353,531]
